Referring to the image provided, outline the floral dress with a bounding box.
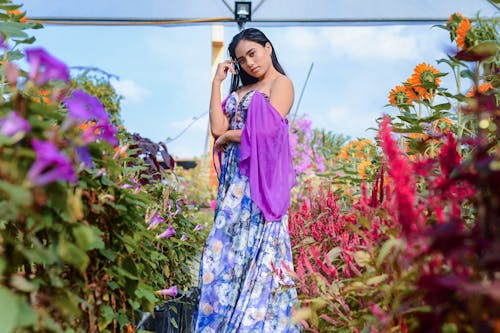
[193,90,301,333]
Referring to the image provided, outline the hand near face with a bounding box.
[214,60,236,83]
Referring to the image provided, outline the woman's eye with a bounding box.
[249,52,255,57]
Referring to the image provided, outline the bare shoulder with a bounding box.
[269,75,294,117]
[270,75,294,97]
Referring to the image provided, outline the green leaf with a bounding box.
[353,251,371,267]
[376,238,404,267]
[0,287,19,333]
[98,305,115,330]
[0,180,32,207]
[58,238,90,273]
[431,102,452,112]
[0,257,5,275]
[10,274,37,292]
[366,274,388,285]
[99,248,117,261]
[0,22,28,38]
[16,298,37,327]
[73,225,104,251]
[327,247,341,262]
[13,36,35,45]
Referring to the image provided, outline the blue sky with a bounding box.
[28,23,459,158]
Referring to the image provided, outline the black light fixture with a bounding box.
[234,1,252,29]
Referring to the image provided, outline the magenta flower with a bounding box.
[147,212,165,229]
[157,286,177,297]
[210,199,217,211]
[27,139,77,186]
[157,225,176,239]
[0,111,31,137]
[25,48,70,86]
[194,224,203,231]
[63,89,109,124]
[180,234,188,241]
[81,122,118,146]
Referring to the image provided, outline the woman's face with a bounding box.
[235,39,272,79]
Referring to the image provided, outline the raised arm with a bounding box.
[210,60,235,137]
[269,75,294,118]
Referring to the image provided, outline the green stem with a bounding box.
[456,65,463,140]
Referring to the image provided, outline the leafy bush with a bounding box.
[0,4,205,331]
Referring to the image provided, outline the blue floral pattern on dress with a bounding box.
[193,90,302,333]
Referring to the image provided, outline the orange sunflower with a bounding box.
[6,9,26,23]
[456,18,471,50]
[389,85,413,107]
[407,63,441,100]
[466,82,495,97]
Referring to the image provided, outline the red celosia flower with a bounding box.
[379,116,418,237]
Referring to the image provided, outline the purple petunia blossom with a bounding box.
[75,145,94,169]
[0,111,31,137]
[63,89,109,125]
[80,121,118,147]
[180,234,188,241]
[157,225,176,239]
[157,286,177,297]
[194,224,203,231]
[0,34,7,49]
[25,48,70,86]
[27,139,77,186]
[147,212,165,229]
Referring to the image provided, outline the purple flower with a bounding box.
[81,122,118,147]
[27,139,77,186]
[180,234,188,241]
[63,89,109,124]
[194,224,203,231]
[75,145,94,169]
[157,286,177,297]
[0,111,31,137]
[157,225,176,239]
[0,34,7,49]
[25,48,70,86]
[147,212,165,228]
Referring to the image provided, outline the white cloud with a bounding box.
[321,26,419,61]
[310,105,381,138]
[112,79,152,103]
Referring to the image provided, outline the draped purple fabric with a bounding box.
[239,91,296,222]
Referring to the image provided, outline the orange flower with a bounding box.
[433,117,453,134]
[6,9,26,23]
[389,85,413,106]
[357,159,371,180]
[456,18,471,50]
[407,63,441,99]
[113,145,128,158]
[37,89,51,104]
[447,13,464,25]
[466,82,495,97]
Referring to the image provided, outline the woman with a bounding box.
[194,28,301,333]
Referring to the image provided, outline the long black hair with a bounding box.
[228,28,286,93]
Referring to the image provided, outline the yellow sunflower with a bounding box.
[389,85,413,106]
[407,63,441,99]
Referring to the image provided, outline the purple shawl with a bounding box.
[239,91,296,222]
